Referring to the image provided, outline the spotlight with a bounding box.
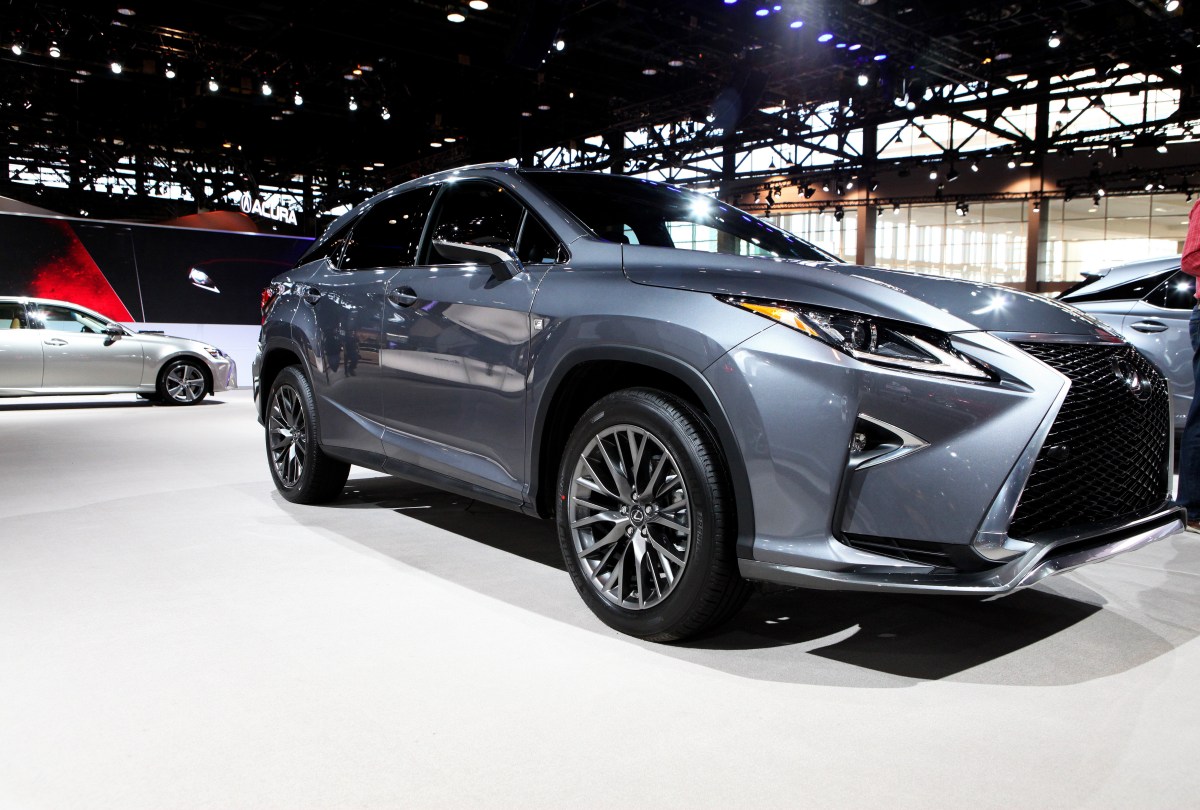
[970,161,979,173]
[835,182,844,195]
[845,180,854,191]
[869,180,879,192]
[765,188,776,206]
[1166,0,1180,11]
[834,206,845,222]
[929,168,938,180]
[893,202,901,214]
[349,96,358,111]
[818,33,834,43]
[822,181,830,192]
[164,63,176,79]
[294,90,304,106]
[1007,157,1017,169]
[447,11,466,23]
[261,80,272,96]
[469,0,489,8]
[1048,32,1061,48]
[802,185,815,198]
[955,201,969,216]
[1096,187,1105,197]
[1032,198,1041,213]
[555,39,565,51]
[756,8,770,17]
[857,72,868,87]
[380,106,391,121]
[789,20,804,29]
[110,60,123,74]
[10,42,22,57]
[873,53,887,61]
[1158,144,1169,154]
[1093,193,1102,205]
[947,166,960,182]
[208,76,219,92]
[48,42,60,58]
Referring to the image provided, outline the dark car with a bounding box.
[253,165,1182,641]
[1059,256,1193,433]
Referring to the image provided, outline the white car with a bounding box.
[0,296,235,405]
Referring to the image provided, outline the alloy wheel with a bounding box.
[268,384,307,488]
[164,363,205,403]
[568,424,692,610]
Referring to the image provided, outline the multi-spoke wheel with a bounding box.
[264,365,350,504]
[556,388,749,642]
[157,359,208,405]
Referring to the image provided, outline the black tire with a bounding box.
[157,358,208,405]
[556,388,750,642]
[265,365,350,504]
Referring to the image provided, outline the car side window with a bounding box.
[1144,270,1194,310]
[303,219,357,267]
[29,304,108,333]
[341,186,438,271]
[0,302,28,329]
[516,212,562,265]
[424,182,525,264]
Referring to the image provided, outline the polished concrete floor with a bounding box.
[1,390,1198,809]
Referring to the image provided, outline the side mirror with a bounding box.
[432,239,523,281]
[103,323,125,338]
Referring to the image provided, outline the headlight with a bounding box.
[202,346,226,359]
[726,298,992,380]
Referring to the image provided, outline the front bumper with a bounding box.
[739,502,1183,594]
[211,356,236,392]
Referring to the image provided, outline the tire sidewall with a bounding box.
[556,391,725,639]
[265,366,320,502]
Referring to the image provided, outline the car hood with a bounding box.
[128,330,221,354]
[621,245,1114,337]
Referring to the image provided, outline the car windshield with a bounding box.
[519,170,839,263]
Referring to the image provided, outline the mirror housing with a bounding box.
[103,323,125,338]
[432,239,523,281]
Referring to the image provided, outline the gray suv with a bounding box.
[254,165,1183,641]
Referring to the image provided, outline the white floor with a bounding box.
[1,390,1198,809]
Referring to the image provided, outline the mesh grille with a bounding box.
[1007,342,1170,538]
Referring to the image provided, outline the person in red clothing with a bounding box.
[1176,199,1200,531]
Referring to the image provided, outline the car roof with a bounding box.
[1060,255,1181,300]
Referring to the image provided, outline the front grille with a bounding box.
[1007,341,1170,538]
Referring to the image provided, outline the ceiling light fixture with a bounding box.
[293,90,304,106]
[555,39,565,51]
[48,42,60,58]
[348,96,358,111]
[10,42,22,56]
[469,0,489,8]
[380,106,391,120]
[110,60,123,74]
[817,33,834,43]
[208,76,219,92]
[857,72,868,87]
[755,8,770,17]
[261,80,272,96]
[164,63,176,79]
[447,11,466,23]
[789,20,804,29]
[1048,31,1062,48]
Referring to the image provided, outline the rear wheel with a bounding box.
[556,388,749,642]
[157,359,208,405]
[265,365,350,504]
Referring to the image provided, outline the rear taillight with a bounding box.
[260,285,276,323]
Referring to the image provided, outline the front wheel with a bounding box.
[265,365,350,504]
[556,388,749,642]
[157,359,208,405]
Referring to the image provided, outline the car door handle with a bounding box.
[1130,320,1169,333]
[43,338,68,346]
[302,286,322,305]
[388,287,418,307]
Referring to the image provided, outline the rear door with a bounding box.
[299,185,438,457]
[0,301,43,389]
[378,180,561,501]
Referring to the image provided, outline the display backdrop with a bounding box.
[0,212,311,324]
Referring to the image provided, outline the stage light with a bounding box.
[817,33,834,43]
[1048,32,1061,48]
[873,53,887,61]
[380,106,391,120]
[348,96,358,111]
[857,72,868,87]
[110,60,123,74]
[261,81,272,96]
[756,8,770,17]
[789,20,803,29]
[469,0,489,8]
[929,168,938,180]
[208,76,219,92]
[48,42,60,58]
[448,11,466,23]
[834,206,845,222]
[555,39,565,51]
[294,91,304,106]
[164,63,176,79]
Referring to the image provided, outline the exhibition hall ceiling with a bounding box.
[1,1,1198,190]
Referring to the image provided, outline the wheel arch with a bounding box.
[158,352,214,395]
[530,347,754,556]
[257,343,306,421]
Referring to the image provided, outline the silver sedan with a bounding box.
[0,296,234,405]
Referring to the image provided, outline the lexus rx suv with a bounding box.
[254,165,1183,641]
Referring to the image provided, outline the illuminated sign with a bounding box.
[238,194,299,226]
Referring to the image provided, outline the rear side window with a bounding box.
[341,186,438,270]
[1144,270,1195,310]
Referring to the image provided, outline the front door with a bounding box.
[30,303,143,389]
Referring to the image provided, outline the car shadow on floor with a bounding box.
[325,475,1187,686]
